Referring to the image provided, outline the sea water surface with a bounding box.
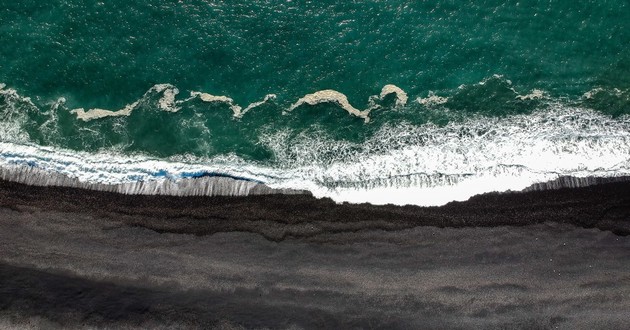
[1,1,629,205]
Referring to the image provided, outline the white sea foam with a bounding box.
[70,84,180,121]
[515,89,546,100]
[156,84,180,112]
[582,87,628,100]
[53,82,411,123]
[189,92,242,115]
[2,104,629,206]
[457,74,548,103]
[71,102,138,121]
[289,89,371,121]
[260,105,630,205]
[0,83,37,142]
[69,83,279,121]
[289,84,408,122]
[189,92,276,118]
[3,80,629,206]
[583,88,601,100]
[0,163,299,196]
[417,91,449,106]
[1,84,23,100]
[0,141,300,196]
[379,84,408,107]
[0,83,37,110]
[240,94,277,116]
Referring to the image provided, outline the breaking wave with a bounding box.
[1,97,629,205]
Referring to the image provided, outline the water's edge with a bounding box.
[2,177,628,240]
[3,162,630,199]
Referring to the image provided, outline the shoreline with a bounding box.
[1,176,629,239]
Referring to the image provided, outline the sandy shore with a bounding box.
[1,179,629,329]
[1,178,629,239]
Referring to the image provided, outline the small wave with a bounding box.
[416,91,449,107]
[515,89,546,101]
[0,163,303,196]
[582,87,628,100]
[581,87,630,117]
[0,83,37,112]
[0,83,38,142]
[446,74,551,116]
[583,87,604,100]
[0,141,300,197]
[259,105,630,205]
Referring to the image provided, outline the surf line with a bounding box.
[67,84,408,122]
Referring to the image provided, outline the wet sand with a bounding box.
[0,179,629,329]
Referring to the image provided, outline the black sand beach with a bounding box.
[1,179,629,329]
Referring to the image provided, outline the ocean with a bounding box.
[1,1,630,205]
[2,2,630,328]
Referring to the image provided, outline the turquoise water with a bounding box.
[1,1,630,205]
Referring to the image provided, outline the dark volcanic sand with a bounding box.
[0,179,629,329]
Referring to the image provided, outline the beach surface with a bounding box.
[1,179,629,329]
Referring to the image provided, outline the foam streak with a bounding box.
[288,84,408,122]
[70,84,179,121]
[189,92,277,118]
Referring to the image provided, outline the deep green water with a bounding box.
[1,1,628,160]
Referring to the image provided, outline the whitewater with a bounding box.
[2,80,629,206]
